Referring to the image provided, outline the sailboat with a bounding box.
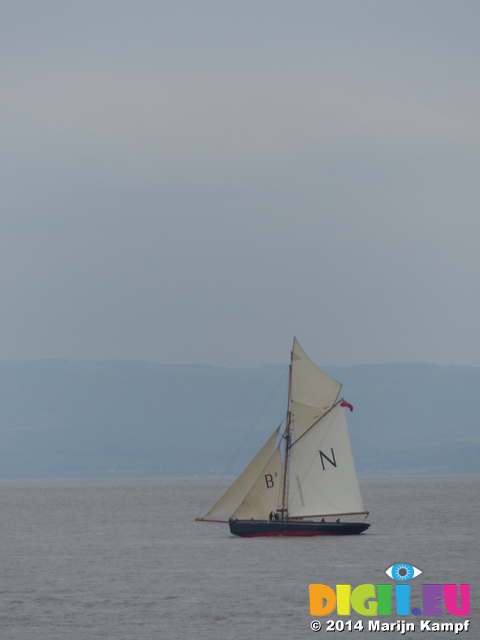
[196,338,370,537]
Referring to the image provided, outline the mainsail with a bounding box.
[287,403,365,517]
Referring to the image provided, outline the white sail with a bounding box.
[232,446,283,520]
[287,403,365,517]
[290,338,342,440]
[204,427,280,518]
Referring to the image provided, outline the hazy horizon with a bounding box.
[2,355,480,370]
[1,359,478,479]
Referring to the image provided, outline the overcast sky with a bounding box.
[1,1,479,367]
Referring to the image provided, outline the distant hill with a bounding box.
[0,360,478,478]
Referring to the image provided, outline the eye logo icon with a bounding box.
[386,563,422,581]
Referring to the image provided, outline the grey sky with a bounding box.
[1,1,480,367]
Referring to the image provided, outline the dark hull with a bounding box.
[229,519,370,537]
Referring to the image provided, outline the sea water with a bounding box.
[0,476,478,640]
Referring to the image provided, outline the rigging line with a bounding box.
[198,365,289,516]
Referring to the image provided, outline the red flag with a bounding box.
[341,400,353,412]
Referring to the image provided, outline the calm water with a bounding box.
[0,476,478,639]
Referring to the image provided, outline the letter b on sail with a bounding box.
[264,473,275,488]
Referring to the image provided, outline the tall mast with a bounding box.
[280,343,294,521]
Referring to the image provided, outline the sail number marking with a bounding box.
[264,471,278,488]
[319,448,337,470]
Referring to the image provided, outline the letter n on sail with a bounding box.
[319,448,337,470]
